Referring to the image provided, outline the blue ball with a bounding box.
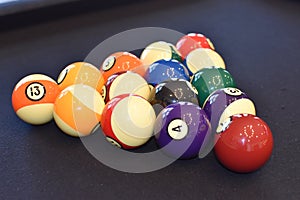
[144,59,190,86]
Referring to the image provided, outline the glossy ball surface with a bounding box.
[176,33,215,59]
[203,87,256,132]
[57,62,104,94]
[140,41,182,66]
[12,74,61,125]
[191,67,236,107]
[100,52,143,82]
[101,94,156,149]
[214,114,273,173]
[154,102,211,159]
[144,59,190,86]
[184,48,225,75]
[101,71,151,103]
[53,84,105,137]
[151,79,199,107]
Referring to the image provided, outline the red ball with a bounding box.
[214,114,273,173]
[101,94,156,149]
[176,33,215,59]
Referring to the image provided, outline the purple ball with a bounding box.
[203,87,254,132]
[154,102,211,159]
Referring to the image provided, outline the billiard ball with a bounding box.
[154,102,211,159]
[12,74,61,125]
[203,87,256,132]
[101,94,156,149]
[144,59,190,86]
[150,79,199,107]
[184,48,226,75]
[101,71,151,103]
[198,88,256,158]
[191,67,236,107]
[53,84,105,137]
[176,33,215,59]
[214,114,273,173]
[140,41,182,66]
[57,62,104,94]
[100,52,144,82]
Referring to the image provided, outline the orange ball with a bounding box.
[53,84,105,137]
[12,74,61,125]
[100,52,144,82]
[57,62,104,94]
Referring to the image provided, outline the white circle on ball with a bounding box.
[223,87,243,96]
[216,116,232,134]
[102,56,116,71]
[25,82,46,101]
[167,119,189,140]
[106,137,122,148]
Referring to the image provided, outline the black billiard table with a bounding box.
[1,0,299,199]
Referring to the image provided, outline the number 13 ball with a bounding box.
[12,74,61,125]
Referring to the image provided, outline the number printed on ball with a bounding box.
[25,82,46,101]
[102,56,116,71]
[223,87,243,96]
[167,119,189,140]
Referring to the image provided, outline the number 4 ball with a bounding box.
[12,74,61,125]
[154,102,212,159]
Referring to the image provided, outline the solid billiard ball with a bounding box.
[57,62,104,94]
[140,41,182,66]
[203,87,256,132]
[191,66,236,107]
[100,52,144,82]
[176,33,215,59]
[184,48,226,75]
[214,114,273,173]
[101,71,151,103]
[12,74,61,125]
[154,102,211,159]
[101,94,156,149]
[150,78,199,107]
[144,59,190,86]
[53,84,105,137]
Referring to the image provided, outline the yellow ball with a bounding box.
[185,48,226,74]
[57,62,104,94]
[140,41,182,66]
[53,84,105,137]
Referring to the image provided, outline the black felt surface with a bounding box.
[0,0,299,199]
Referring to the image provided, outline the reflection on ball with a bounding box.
[154,102,211,159]
[176,33,215,59]
[191,66,236,107]
[214,114,273,173]
[151,79,199,107]
[101,94,156,149]
[12,74,61,125]
[53,84,105,137]
[140,41,182,66]
[184,48,225,75]
[144,59,189,86]
[57,62,104,94]
[100,52,144,82]
[102,71,151,103]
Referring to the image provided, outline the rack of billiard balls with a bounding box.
[12,33,273,173]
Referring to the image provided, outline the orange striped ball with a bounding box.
[53,84,105,137]
[12,74,61,125]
